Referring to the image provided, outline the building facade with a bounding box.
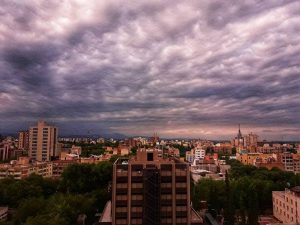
[109,148,202,225]
[194,148,205,160]
[29,121,58,161]
[18,131,29,150]
[0,143,11,161]
[273,187,300,224]
[0,157,53,179]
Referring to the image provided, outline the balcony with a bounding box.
[161,187,172,194]
[176,199,187,205]
[131,212,143,218]
[116,200,127,207]
[116,176,128,183]
[131,188,143,194]
[175,176,187,182]
[115,212,127,218]
[116,188,128,194]
[160,211,173,217]
[131,171,142,176]
[176,211,187,217]
[131,176,143,182]
[161,199,172,205]
[161,176,172,182]
[176,188,187,194]
[116,171,128,177]
[131,200,143,206]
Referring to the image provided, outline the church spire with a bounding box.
[237,124,242,139]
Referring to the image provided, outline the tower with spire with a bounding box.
[237,124,242,140]
[233,124,245,151]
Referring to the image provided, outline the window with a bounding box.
[147,152,153,161]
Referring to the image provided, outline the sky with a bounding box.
[0,0,300,140]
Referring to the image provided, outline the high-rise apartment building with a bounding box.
[100,148,202,225]
[29,121,58,161]
[18,131,29,150]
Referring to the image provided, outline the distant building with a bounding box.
[150,132,160,145]
[185,148,206,164]
[0,157,53,179]
[273,187,300,224]
[165,147,180,157]
[214,142,232,154]
[232,124,244,150]
[18,131,29,150]
[0,142,11,161]
[194,148,205,160]
[281,152,294,172]
[244,132,259,149]
[185,151,195,163]
[232,125,259,152]
[100,148,203,225]
[70,145,82,155]
[97,138,105,144]
[118,145,129,156]
[29,120,58,161]
[52,160,77,178]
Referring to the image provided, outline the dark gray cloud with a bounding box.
[0,0,300,140]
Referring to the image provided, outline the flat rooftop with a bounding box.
[115,148,185,165]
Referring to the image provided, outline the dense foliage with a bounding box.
[171,144,192,157]
[192,160,300,225]
[60,140,119,157]
[0,161,113,225]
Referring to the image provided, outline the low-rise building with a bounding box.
[186,151,194,163]
[52,160,77,178]
[236,153,274,166]
[214,142,232,154]
[71,145,82,155]
[0,158,53,179]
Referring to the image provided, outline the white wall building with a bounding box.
[194,148,205,160]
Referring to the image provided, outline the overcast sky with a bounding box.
[0,0,300,140]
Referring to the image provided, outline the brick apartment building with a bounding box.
[99,148,202,225]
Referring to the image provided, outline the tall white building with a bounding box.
[29,121,58,161]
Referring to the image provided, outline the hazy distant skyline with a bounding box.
[1,1,300,140]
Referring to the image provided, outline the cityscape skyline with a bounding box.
[1,120,299,142]
[1,1,300,140]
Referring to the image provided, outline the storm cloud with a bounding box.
[0,0,300,140]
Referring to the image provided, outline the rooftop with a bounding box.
[290,186,300,194]
[115,148,185,165]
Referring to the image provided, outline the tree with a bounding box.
[24,214,68,225]
[232,147,237,155]
[61,162,112,193]
[15,198,47,224]
[223,171,235,225]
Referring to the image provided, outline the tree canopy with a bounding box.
[192,159,300,225]
[0,161,113,225]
